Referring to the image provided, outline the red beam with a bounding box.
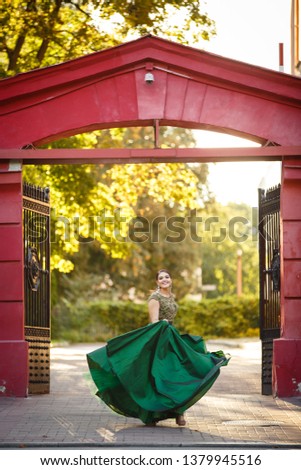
[0,146,300,164]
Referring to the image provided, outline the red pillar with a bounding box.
[0,163,28,397]
[273,159,301,397]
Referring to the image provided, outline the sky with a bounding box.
[195,0,292,206]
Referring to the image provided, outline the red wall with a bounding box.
[273,159,301,397]
[0,168,28,397]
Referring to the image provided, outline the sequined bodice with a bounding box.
[147,291,178,322]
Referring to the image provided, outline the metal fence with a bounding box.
[23,182,51,394]
[258,185,281,395]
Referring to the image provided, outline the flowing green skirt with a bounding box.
[87,321,230,424]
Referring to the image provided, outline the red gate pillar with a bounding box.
[0,164,28,397]
[273,159,301,397]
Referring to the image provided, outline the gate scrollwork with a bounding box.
[264,248,280,292]
[26,247,41,291]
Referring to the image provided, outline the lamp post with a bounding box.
[237,249,243,297]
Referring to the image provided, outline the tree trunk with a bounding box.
[8,34,26,72]
[36,0,63,65]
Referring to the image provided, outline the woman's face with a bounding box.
[157,271,172,290]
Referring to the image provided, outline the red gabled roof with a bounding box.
[1,34,300,103]
[0,35,300,148]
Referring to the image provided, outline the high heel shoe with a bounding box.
[176,414,186,426]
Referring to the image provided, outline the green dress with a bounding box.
[87,292,230,424]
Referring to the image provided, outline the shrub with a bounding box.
[51,295,259,343]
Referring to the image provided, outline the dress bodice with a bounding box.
[147,291,178,322]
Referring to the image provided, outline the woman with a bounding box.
[147,269,186,425]
[87,269,230,427]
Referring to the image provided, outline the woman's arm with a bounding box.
[148,298,160,323]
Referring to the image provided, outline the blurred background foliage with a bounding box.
[52,296,259,343]
[2,1,260,340]
[0,0,215,77]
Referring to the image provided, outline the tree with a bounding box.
[50,167,212,304]
[2,1,215,273]
[200,202,259,297]
[50,196,260,307]
[0,0,215,77]
[23,127,209,272]
[1,1,215,273]
[5,1,255,302]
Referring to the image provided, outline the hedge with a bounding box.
[51,295,259,343]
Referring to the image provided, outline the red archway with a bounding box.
[1,35,301,397]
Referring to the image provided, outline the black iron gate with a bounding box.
[258,185,281,395]
[23,182,51,394]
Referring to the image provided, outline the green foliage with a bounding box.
[199,202,259,297]
[176,296,259,338]
[23,126,209,273]
[51,295,259,343]
[48,195,259,306]
[0,0,112,76]
[0,0,215,77]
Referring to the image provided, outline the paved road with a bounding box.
[0,338,301,448]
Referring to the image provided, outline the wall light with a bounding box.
[145,72,154,84]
